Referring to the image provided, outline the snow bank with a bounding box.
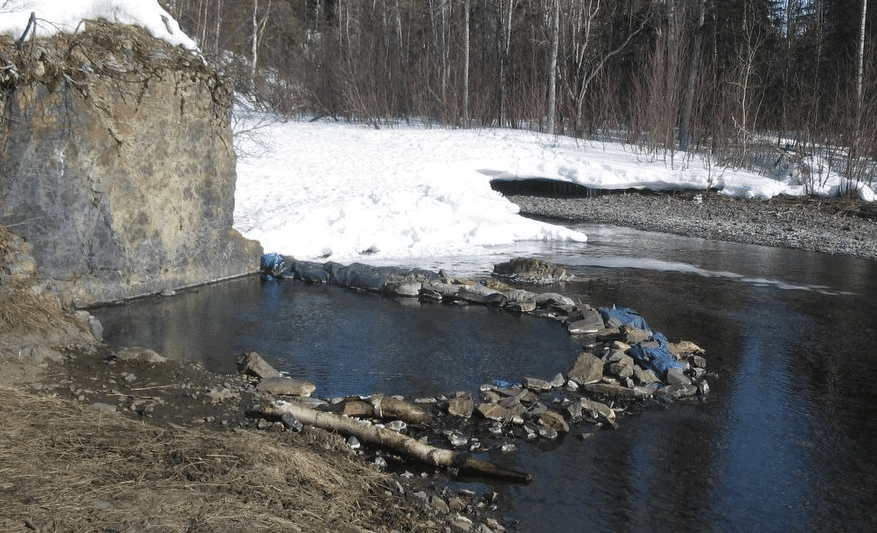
[0,0,197,50]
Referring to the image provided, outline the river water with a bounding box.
[92,223,877,532]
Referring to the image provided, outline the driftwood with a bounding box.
[264,400,532,483]
[342,395,430,425]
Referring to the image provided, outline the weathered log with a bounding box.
[264,400,532,483]
[371,395,430,425]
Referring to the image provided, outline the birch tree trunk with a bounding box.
[857,0,868,107]
[463,0,471,127]
[679,0,706,150]
[264,400,532,482]
[546,0,560,134]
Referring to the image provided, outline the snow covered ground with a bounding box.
[3,1,874,267]
[232,111,876,264]
[0,0,196,49]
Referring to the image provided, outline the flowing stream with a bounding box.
[92,223,877,532]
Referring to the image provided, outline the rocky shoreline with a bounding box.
[506,190,877,260]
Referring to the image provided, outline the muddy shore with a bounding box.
[2,192,876,532]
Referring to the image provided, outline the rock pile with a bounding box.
[256,254,715,457]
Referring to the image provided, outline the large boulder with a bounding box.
[0,21,261,306]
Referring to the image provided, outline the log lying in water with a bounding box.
[264,400,532,483]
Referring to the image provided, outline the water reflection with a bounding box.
[91,224,877,532]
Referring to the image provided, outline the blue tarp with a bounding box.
[598,306,651,331]
[629,332,684,381]
[598,306,683,381]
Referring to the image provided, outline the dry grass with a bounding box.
[0,388,425,533]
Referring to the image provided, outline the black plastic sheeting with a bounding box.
[261,253,442,293]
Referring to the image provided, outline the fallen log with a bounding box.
[264,400,532,483]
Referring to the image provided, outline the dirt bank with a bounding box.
[1,222,505,533]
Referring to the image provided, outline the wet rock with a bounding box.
[550,373,566,388]
[657,382,698,400]
[666,367,692,387]
[256,377,316,397]
[538,410,569,433]
[567,352,603,385]
[622,326,653,344]
[633,365,660,385]
[579,398,617,426]
[688,354,708,369]
[115,347,167,364]
[503,289,537,303]
[492,258,571,284]
[238,351,280,379]
[522,376,552,392]
[669,340,705,356]
[608,354,635,379]
[447,393,474,418]
[476,403,514,423]
[382,278,422,297]
[533,292,576,307]
[445,430,469,448]
[582,382,643,400]
[506,300,536,313]
[566,307,605,335]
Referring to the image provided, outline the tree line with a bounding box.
[161,0,876,188]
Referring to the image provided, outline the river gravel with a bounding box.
[506,191,877,261]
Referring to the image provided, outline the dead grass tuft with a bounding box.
[0,388,425,533]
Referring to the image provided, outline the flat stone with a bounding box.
[538,410,569,433]
[657,382,699,400]
[666,367,692,387]
[382,279,422,297]
[633,365,660,385]
[579,398,617,426]
[238,351,280,379]
[669,340,705,355]
[115,347,167,364]
[622,326,652,344]
[522,376,552,391]
[608,354,635,379]
[506,300,537,313]
[567,352,604,385]
[447,393,474,418]
[476,403,513,422]
[566,307,605,335]
[582,382,644,400]
[256,377,316,397]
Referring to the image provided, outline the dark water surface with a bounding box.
[92,224,877,532]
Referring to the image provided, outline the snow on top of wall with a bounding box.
[0,0,197,50]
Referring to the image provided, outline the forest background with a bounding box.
[161,0,876,191]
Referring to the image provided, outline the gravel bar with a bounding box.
[505,191,877,261]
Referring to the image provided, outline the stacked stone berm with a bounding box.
[0,20,261,306]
